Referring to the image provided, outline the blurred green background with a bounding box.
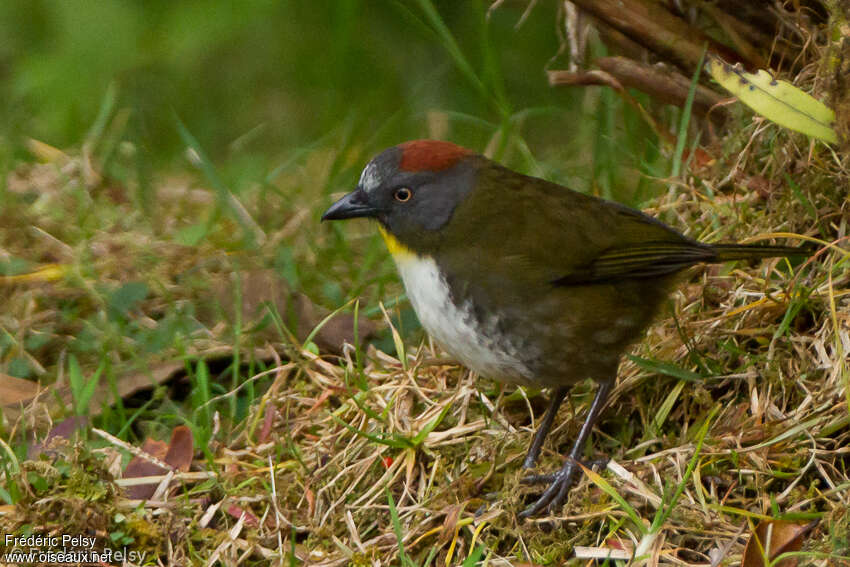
[0,0,667,386]
[0,0,662,198]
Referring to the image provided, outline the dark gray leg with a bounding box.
[522,387,568,469]
[519,378,614,518]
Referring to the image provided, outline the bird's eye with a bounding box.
[394,187,412,202]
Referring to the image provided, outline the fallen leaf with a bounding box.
[681,147,715,170]
[1,374,41,408]
[226,504,260,527]
[122,425,194,499]
[706,56,838,143]
[3,359,185,424]
[742,519,818,567]
[163,425,194,472]
[305,486,316,517]
[123,439,170,500]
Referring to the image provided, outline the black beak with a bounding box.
[321,190,378,221]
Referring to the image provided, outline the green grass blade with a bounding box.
[653,379,686,430]
[627,355,704,382]
[83,81,118,152]
[410,402,452,446]
[174,114,265,247]
[386,488,416,567]
[650,405,719,531]
[412,0,504,116]
[69,355,103,416]
[331,415,412,449]
[581,463,647,534]
[301,299,355,352]
[672,44,707,178]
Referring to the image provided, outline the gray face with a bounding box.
[359,147,477,233]
[323,146,478,247]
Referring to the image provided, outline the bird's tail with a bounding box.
[710,243,813,262]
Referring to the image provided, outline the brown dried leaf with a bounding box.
[163,425,194,472]
[305,486,316,517]
[742,519,817,567]
[123,439,170,499]
[4,360,185,425]
[226,504,260,527]
[122,426,194,499]
[0,374,40,407]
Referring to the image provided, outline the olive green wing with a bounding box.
[551,240,716,285]
[443,162,713,288]
[523,180,714,285]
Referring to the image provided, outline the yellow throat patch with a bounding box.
[378,226,416,261]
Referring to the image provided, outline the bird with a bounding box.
[322,139,809,517]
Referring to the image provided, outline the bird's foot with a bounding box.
[518,457,608,517]
[521,451,541,471]
[520,472,558,485]
[518,461,579,518]
[520,457,608,484]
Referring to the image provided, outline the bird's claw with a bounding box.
[518,456,609,517]
[520,472,557,485]
[521,453,541,470]
[520,457,607,485]
[518,380,615,518]
[518,462,578,518]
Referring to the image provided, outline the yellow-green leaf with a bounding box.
[706,55,838,144]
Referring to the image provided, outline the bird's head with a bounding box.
[322,140,480,255]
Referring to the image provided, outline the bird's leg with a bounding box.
[522,387,568,469]
[519,378,614,518]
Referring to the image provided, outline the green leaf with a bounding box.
[0,485,13,505]
[653,378,687,429]
[672,44,707,178]
[331,415,412,449]
[706,55,837,143]
[0,257,33,276]
[461,545,485,566]
[650,405,719,531]
[386,488,416,567]
[7,357,31,379]
[108,281,149,317]
[410,402,452,446]
[627,355,704,382]
[580,463,647,534]
[68,355,103,416]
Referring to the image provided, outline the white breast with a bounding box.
[393,254,533,382]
